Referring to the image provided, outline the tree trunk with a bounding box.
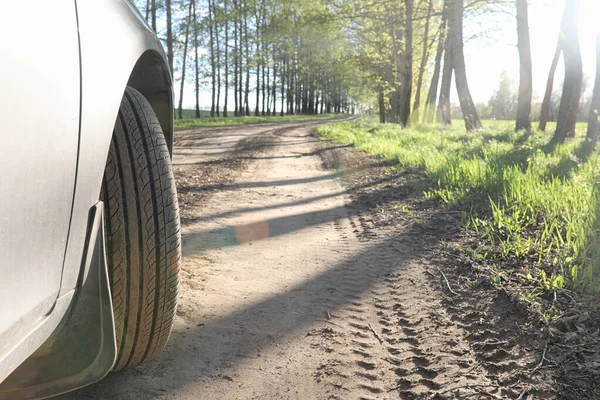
[538,38,562,131]
[243,0,250,116]
[515,0,532,132]
[208,0,216,118]
[177,0,193,120]
[151,0,156,32]
[262,56,266,115]
[438,0,453,125]
[266,64,271,115]
[287,55,294,114]
[413,0,434,122]
[237,5,243,116]
[296,63,302,114]
[215,0,221,117]
[587,33,600,144]
[451,0,482,131]
[309,82,315,114]
[272,53,278,116]
[280,57,286,116]
[387,9,401,124]
[554,1,583,142]
[166,0,173,75]
[233,0,239,116]
[379,86,386,123]
[320,90,325,114]
[224,0,229,117]
[302,73,308,114]
[425,17,446,123]
[193,0,201,118]
[400,0,414,127]
[254,1,262,116]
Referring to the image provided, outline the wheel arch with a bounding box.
[127,50,174,156]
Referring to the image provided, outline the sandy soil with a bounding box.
[54,120,554,400]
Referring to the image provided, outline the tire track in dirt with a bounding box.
[310,223,501,399]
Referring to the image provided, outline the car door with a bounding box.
[0,1,80,353]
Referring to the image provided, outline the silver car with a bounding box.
[0,1,180,399]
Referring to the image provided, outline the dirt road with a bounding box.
[59,120,548,399]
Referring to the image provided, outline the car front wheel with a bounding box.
[101,86,181,371]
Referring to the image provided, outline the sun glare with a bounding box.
[460,1,600,105]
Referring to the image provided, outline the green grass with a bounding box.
[174,113,343,129]
[318,117,600,291]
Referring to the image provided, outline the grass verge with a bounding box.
[175,113,343,129]
[317,117,600,297]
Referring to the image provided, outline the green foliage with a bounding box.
[318,117,600,291]
[175,113,342,128]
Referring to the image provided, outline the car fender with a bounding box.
[61,0,173,295]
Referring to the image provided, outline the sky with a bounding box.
[178,0,600,110]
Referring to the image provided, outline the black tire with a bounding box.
[101,86,181,371]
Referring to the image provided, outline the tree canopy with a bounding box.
[136,0,600,145]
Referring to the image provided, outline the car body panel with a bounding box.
[0,291,75,387]
[0,0,80,376]
[0,0,173,393]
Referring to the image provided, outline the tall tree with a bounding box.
[450,0,482,130]
[281,55,286,116]
[223,0,229,117]
[553,0,583,143]
[243,0,251,116]
[254,0,263,116]
[233,0,239,116]
[261,32,267,115]
[438,0,453,125]
[378,86,386,123]
[151,0,157,32]
[208,0,217,117]
[538,36,562,131]
[425,17,446,123]
[216,0,222,117]
[385,3,403,124]
[271,46,278,115]
[236,0,244,116]
[587,33,600,144]
[177,0,193,120]
[413,0,435,122]
[515,0,532,133]
[145,0,151,26]
[399,0,414,127]
[193,0,201,118]
[166,0,173,74]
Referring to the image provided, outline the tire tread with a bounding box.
[102,87,181,371]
